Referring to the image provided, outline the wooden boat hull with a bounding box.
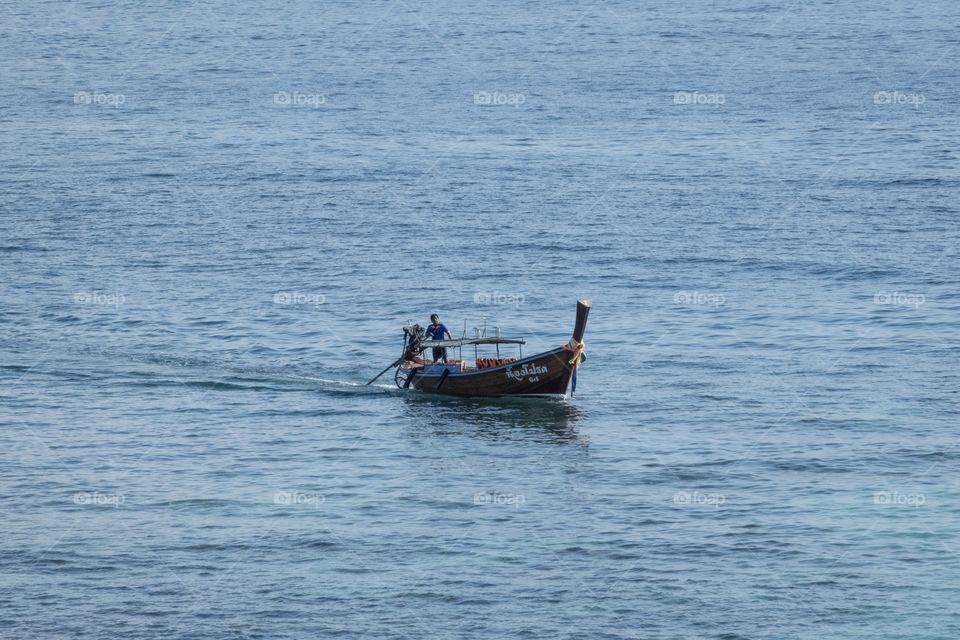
[401,346,577,397]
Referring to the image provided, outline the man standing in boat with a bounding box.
[425,313,452,363]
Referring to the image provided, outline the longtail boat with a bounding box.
[368,300,590,398]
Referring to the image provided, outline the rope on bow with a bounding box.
[563,338,586,368]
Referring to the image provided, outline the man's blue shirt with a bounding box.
[426,323,449,341]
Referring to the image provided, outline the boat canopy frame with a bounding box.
[400,324,526,366]
[417,337,525,349]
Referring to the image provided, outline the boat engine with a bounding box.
[401,323,424,361]
[393,324,424,388]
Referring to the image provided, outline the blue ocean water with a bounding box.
[2,1,959,638]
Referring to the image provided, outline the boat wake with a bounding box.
[285,374,399,392]
[41,339,390,397]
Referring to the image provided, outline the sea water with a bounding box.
[2,1,959,638]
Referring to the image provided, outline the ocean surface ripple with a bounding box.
[2,1,959,638]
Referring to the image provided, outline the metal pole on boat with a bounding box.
[366,357,403,385]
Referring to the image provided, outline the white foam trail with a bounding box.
[286,375,396,390]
